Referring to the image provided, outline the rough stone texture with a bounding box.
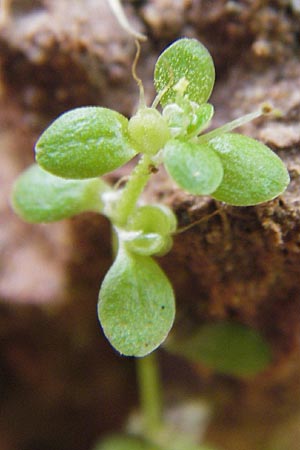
[1,1,300,450]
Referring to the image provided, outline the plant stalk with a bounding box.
[136,353,163,435]
[114,153,153,226]
[107,0,147,41]
[197,107,266,144]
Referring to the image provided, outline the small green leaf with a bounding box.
[170,322,272,377]
[187,103,214,137]
[163,140,223,195]
[94,435,161,450]
[122,231,171,256]
[36,107,137,179]
[163,102,214,139]
[127,205,177,235]
[11,164,108,223]
[98,248,175,357]
[208,133,290,205]
[154,38,215,106]
[122,205,176,256]
[128,107,170,155]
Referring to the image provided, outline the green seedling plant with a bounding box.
[12,37,290,357]
[12,35,289,450]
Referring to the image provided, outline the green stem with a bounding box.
[197,107,264,144]
[136,353,163,435]
[114,153,153,226]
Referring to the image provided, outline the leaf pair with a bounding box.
[98,204,177,357]
[154,38,289,206]
[163,133,290,206]
[98,247,175,357]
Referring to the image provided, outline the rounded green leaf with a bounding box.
[36,107,137,179]
[11,164,108,223]
[163,102,214,138]
[154,38,215,106]
[98,249,175,357]
[163,140,223,195]
[127,204,177,235]
[128,107,170,155]
[208,133,290,205]
[170,322,272,377]
[122,231,171,256]
[122,205,176,256]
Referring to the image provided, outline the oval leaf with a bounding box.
[154,38,215,106]
[163,140,223,195]
[98,249,175,357]
[127,205,177,235]
[11,164,108,223]
[208,133,290,206]
[36,107,137,179]
[169,322,272,377]
[128,107,170,155]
